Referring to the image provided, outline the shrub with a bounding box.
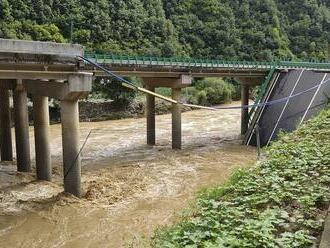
[189,78,238,106]
[196,90,208,105]
[184,87,199,105]
[156,87,172,97]
[92,78,137,107]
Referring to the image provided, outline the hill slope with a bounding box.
[0,0,329,61]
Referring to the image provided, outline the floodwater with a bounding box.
[0,102,256,247]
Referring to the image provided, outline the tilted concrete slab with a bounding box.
[0,39,83,57]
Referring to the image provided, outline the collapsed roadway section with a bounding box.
[245,68,330,147]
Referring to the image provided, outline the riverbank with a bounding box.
[25,98,194,124]
[78,98,194,122]
[0,102,256,247]
[153,108,330,247]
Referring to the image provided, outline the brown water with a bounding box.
[0,102,256,247]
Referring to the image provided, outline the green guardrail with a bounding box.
[84,52,330,70]
[248,67,277,122]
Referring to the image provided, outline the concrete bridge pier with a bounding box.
[172,88,182,149]
[33,95,51,181]
[241,85,250,135]
[235,77,263,135]
[25,74,92,197]
[146,85,156,145]
[143,75,191,150]
[0,39,93,197]
[13,82,31,172]
[61,100,81,197]
[0,86,13,161]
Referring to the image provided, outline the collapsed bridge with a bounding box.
[83,52,330,147]
[245,69,330,147]
[0,39,329,197]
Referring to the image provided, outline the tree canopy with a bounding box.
[0,0,329,61]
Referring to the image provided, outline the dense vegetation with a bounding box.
[185,79,240,106]
[0,0,329,61]
[152,107,330,247]
[0,0,329,105]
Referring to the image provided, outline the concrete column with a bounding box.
[146,85,156,145]
[172,88,182,149]
[60,100,81,197]
[13,86,31,172]
[0,88,13,161]
[241,85,249,135]
[33,95,51,181]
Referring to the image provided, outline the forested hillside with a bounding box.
[0,0,329,61]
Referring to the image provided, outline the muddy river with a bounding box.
[0,102,256,247]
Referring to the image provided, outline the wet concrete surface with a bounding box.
[0,102,256,247]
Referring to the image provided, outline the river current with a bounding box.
[0,102,256,247]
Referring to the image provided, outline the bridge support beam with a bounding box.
[60,100,81,197]
[146,85,156,145]
[13,83,31,172]
[0,87,13,161]
[172,88,182,149]
[142,76,191,150]
[33,95,51,181]
[241,85,249,135]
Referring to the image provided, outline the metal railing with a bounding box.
[84,52,330,70]
[248,67,277,122]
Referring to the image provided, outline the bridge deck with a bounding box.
[0,39,83,72]
[84,52,330,78]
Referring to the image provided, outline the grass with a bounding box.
[152,107,330,248]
